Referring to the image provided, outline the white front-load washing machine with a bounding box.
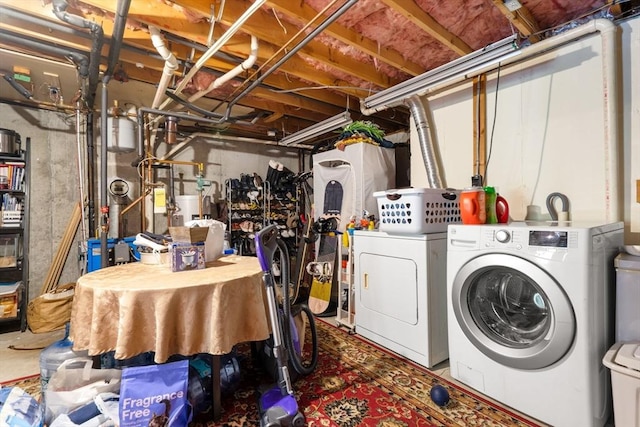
[354,230,448,368]
[447,221,623,427]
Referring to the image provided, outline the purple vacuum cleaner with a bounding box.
[255,225,306,427]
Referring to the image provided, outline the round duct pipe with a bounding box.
[405,95,444,189]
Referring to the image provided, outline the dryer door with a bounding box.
[451,253,575,370]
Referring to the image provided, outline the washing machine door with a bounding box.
[451,253,575,370]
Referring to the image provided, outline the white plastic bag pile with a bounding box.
[44,357,121,426]
[0,386,42,427]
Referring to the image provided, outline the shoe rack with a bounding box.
[225,162,299,257]
[225,173,266,256]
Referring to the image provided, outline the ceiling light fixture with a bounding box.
[281,111,352,146]
[361,35,520,114]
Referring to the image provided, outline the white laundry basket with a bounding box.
[374,188,461,234]
[603,341,640,427]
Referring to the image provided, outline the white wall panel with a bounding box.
[411,18,639,243]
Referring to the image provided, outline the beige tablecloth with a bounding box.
[70,256,270,363]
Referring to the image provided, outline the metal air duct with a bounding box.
[405,96,444,189]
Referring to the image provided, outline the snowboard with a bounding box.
[292,215,315,305]
[308,180,342,316]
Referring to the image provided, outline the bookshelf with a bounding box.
[0,136,29,333]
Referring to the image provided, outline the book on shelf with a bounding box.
[0,163,24,191]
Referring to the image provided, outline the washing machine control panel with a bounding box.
[456,224,577,254]
[528,230,568,248]
[482,228,522,248]
[495,229,510,243]
[481,228,527,250]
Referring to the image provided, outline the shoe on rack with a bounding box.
[247,191,260,203]
[286,213,298,229]
[266,160,278,186]
[253,173,263,189]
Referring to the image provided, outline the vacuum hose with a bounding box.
[545,192,570,221]
[276,238,318,376]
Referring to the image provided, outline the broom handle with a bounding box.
[40,202,81,295]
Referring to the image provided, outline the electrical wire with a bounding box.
[528,74,554,205]
[272,7,287,34]
[484,63,501,182]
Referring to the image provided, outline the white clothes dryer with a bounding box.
[447,221,623,427]
[354,230,449,368]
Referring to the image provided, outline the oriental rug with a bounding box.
[2,319,543,427]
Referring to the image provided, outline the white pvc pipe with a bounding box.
[156,0,267,111]
[187,35,258,103]
[594,20,620,223]
[149,26,178,109]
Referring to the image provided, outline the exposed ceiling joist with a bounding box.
[0,0,619,146]
[265,0,426,77]
[491,0,541,42]
[378,0,473,56]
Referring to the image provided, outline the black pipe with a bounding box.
[0,70,33,99]
[105,0,131,79]
[223,0,358,121]
[0,30,89,78]
[51,0,104,109]
[133,106,251,166]
[0,5,182,74]
[100,0,131,268]
[133,106,218,165]
[48,0,102,237]
[161,90,262,125]
[100,81,109,268]
[1,5,83,36]
[87,111,96,235]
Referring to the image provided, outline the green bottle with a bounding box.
[484,186,498,224]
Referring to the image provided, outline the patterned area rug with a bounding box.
[2,320,542,426]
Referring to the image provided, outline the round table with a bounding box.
[70,255,270,363]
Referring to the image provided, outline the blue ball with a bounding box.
[430,384,450,407]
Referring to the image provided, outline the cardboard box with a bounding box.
[169,226,209,243]
[0,282,21,319]
[170,242,205,272]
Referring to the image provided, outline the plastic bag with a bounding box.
[0,386,43,427]
[184,219,225,261]
[119,360,189,427]
[49,392,119,427]
[45,358,121,425]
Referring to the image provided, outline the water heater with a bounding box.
[107,116,136,153]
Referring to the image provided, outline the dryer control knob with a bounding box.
[495,230,511,243]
